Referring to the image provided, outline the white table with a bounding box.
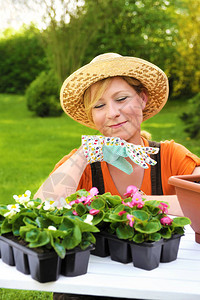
[0,225,200,300]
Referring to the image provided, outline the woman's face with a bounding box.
[91,77,147,143]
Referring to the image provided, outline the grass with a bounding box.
[0,289,52,300]
[0,93,199,299]
[0,93,200,205]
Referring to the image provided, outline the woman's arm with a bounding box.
[145,166,200,216]
[192,166,200,175]
[34,146,87,201]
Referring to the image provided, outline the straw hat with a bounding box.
[60,53,169,129]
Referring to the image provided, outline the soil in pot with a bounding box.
[130,239,163,270]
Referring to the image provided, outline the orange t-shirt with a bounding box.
[51,139,200,196]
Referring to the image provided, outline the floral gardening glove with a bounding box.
[82,135,159,175]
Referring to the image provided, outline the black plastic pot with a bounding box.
[61,245,93,277]
[0,235,61,282]
[0,235,94,282]
[0,237,15,266]
[160,234,183,263]
[91,232,110,257]
[130,239,164,270]
[107,235,132,264]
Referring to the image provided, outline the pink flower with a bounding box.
[158,202,168,214]
[118,211,127,216]
[89,209,100,215]
[160,216,173,226]
[83,187,99,205]
[73,210,78,216]
[131,192,144,208]
[122,200,134,208]
[127,214,135,227]
[69,200,76,206]
[122,192,144,209]
[124,185,138,198]
[89,187,99,196]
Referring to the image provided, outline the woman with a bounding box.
[34,53,200,216]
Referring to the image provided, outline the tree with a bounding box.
[167,0,200,97]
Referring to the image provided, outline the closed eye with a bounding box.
[116,96,128,102]
[93,103,105,109]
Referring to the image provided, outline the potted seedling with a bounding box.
[0,190,99,282]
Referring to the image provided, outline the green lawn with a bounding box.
[0,93,200,299]
[1,93,200,205]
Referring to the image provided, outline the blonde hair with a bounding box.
[83,76,151,139]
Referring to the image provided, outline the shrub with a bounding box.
[0,26,47,94]
[25,70,63,117]
[180,93,200,138]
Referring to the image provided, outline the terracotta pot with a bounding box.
[168,174,200,243]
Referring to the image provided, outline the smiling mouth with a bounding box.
[109,121,127,128]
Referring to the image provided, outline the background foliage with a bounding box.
[0,0,199,98]
[0,25,46,94]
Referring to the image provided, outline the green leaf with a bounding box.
[113,204,125,214]
[53,241,66,259]
[149,232,162,241]
[116,224,134,239]
[160,227,172,239]
[0,206,10,217]
[19,224,37,239]
[23,217,38,226]
[172,217,191,227]
[76,203,87,216]
[1,219,12,234]
[132,210,149,221]
[173,227,184,235]
[73,218,99,233]
[91,198,105,210]
[82,232,96,244]
[12,216,24,236]
[28,231,50,248]
[58,217,75,232]
[45,213,63,225]
[35,216,52,228]
[47,228,70,239]
[79,240,91,250]
[9,209,38,224]
[62,224,82,249]
[135,220,161,234]
[133,233,145,243]
[103,193,122,207]
[25,228,40,242]
[109,213,128,222]
[91,211,104,225]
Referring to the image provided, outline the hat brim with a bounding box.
[60,56,169,129]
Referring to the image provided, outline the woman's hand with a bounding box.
[82,135,159,174]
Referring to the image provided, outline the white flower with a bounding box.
[48,226,57,231]
[26,201,35,208]
[4,204,20,218]
[43,199,56,211]
[13,190,31,205]
[53,197,72,209]
[84,214,93,225]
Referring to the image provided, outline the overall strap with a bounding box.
[148,141,163,195]
[90,162,105,194]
